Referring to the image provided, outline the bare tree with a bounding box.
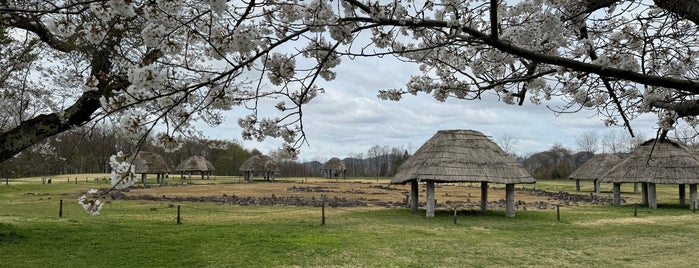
[575,130,600,154]
[496,133,519,156]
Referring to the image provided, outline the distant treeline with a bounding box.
[1,126,647,181]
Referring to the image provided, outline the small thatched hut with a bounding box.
[320,157,347,178]
[391,129,535,218]
[601,139,699,209]
[239,154,278,181]
[175,156,215,180]
[130,151,171,184]
[568,153,622,193]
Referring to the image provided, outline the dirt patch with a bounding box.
[113,180,621,210]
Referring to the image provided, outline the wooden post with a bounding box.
[613,183,621,206]
[177,205,181,224]
[689,184,698,210]
[634,204,638,217]
[556,204,560,221]
[321,202,326,225]
[679,184,686,206]
[453,208,457,225]
[59,199,63,218]
[575,179,580,192]
[141,173,147,185]
[505,183,515,218]
[410,180,419,211]
[648,183,657,209]
[426,181,435,217]
[593,179,598,193]
[641,182,649,207]
[480,181,488,212]
[633,182,639,193]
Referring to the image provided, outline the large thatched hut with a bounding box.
[568,153,622,193]
[239,154,278,181]
[391,129,535,218]
[175,156,215,180]
[130,151,171,184]
[601,139,699,209]
[321,157,347,178]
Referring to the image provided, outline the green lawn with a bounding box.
[1,176,698,267]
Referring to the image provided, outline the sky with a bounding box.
[199,56,660,162]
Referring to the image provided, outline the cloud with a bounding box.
[199,56,660,162]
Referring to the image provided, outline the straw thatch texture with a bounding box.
[568,153,622,180]
[390,130,535,184]
[601,139,699,184]
[130,151,171,174]
[321,157,347,171]
[239,155,277,172]
[175,156,215,172]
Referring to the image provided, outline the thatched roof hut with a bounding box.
[391,129,535,217]
[130,151,170,184]
[601,139,699,209]
[239,154,278,181]
[321,157,347,178]
[568,153,622,193]
[175,156,215,180]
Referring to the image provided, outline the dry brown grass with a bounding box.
[126,178,583,209]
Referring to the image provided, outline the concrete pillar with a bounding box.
[641,182,649,207]
[480,182,488,212]
[679,184,686,206]
[690,184,697,210]
[506,184,515,218]
[410,180,419,211]
[426,181,435,217]
[648,183,657,209]
[575,179,580,192]
[613,183,621,206]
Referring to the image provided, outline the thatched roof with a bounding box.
[175,156,215,172]
[391,129,535,184]
[131,151,171,174]
[321,157,346,171]
[239,155,278,172]
[601,139,699,184]
[568,153,622,180]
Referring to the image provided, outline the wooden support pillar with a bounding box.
[613,183,621,206]
[480,182,488,212]
[593,179,599,193]
[690,184,698,210]
[141,173,147,184]
[575,179,580,192]
[679,184,686,206]
[426,181,435,217]
[633,182,639,193]
[648,183,657,209]
[641,182,649,207]
[505,184,515,218]
[410,180,419,211]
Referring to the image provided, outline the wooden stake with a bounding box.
[177,205,181,224]
[556,204,560,221]
[59,199,63,218]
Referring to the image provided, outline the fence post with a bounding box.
[556,205,560,221]
[321,202,326,225]
[59,199,63,218]
[177,205,181,224]
[634,204,638,217]
[453,208,457,225]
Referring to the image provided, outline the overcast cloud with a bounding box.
[200,56,660,162]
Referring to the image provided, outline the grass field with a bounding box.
[1,174,698,267]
